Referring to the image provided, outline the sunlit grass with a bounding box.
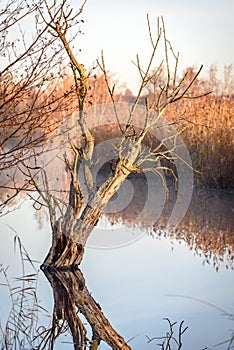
[163,66,234,189]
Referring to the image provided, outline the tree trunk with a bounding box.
[43,268,132,349]
[41,159,132,269]
[41,210,85,269]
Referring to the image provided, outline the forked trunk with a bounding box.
[41,160,132,269]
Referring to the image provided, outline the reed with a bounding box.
[0,236,53,350]
[163,65,234,189]
[85,67,234,190]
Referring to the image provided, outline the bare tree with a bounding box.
[0,0,79,211]
[0,1,208,349]
[12,0,203,269]
[0,0,204,268]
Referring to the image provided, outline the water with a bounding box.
[0,189,233,349]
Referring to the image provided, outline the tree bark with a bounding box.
[41,159,132,269]
[41,212,85,269]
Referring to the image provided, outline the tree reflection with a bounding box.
[42,267,131,349]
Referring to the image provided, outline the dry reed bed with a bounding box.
[166,94,233,189]
[160,67,234,189]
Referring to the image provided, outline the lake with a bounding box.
[0,187,233,349]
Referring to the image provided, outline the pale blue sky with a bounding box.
[75,0,234,93]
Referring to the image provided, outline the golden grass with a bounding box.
[87,67,234,189]
[2,67,232,190]
[163,66,234,189]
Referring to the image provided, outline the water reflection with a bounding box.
[0,171,233,349]
[42,267,131,349]
[0,199,233,349]
[1,158,233,271]
[166,189,234,270]
[1,258,233,349]
[105,178,234,270]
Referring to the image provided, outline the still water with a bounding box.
[0,188,233,349]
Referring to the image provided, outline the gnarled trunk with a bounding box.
[41,160,132,269]
[41,213,85,269]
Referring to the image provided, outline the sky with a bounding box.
[75,0,234,93]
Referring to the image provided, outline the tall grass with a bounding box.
[163,65,234,189]
[0,236,53,350]
[88,66,234,189]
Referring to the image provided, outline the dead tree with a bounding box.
[17,0,204,269]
